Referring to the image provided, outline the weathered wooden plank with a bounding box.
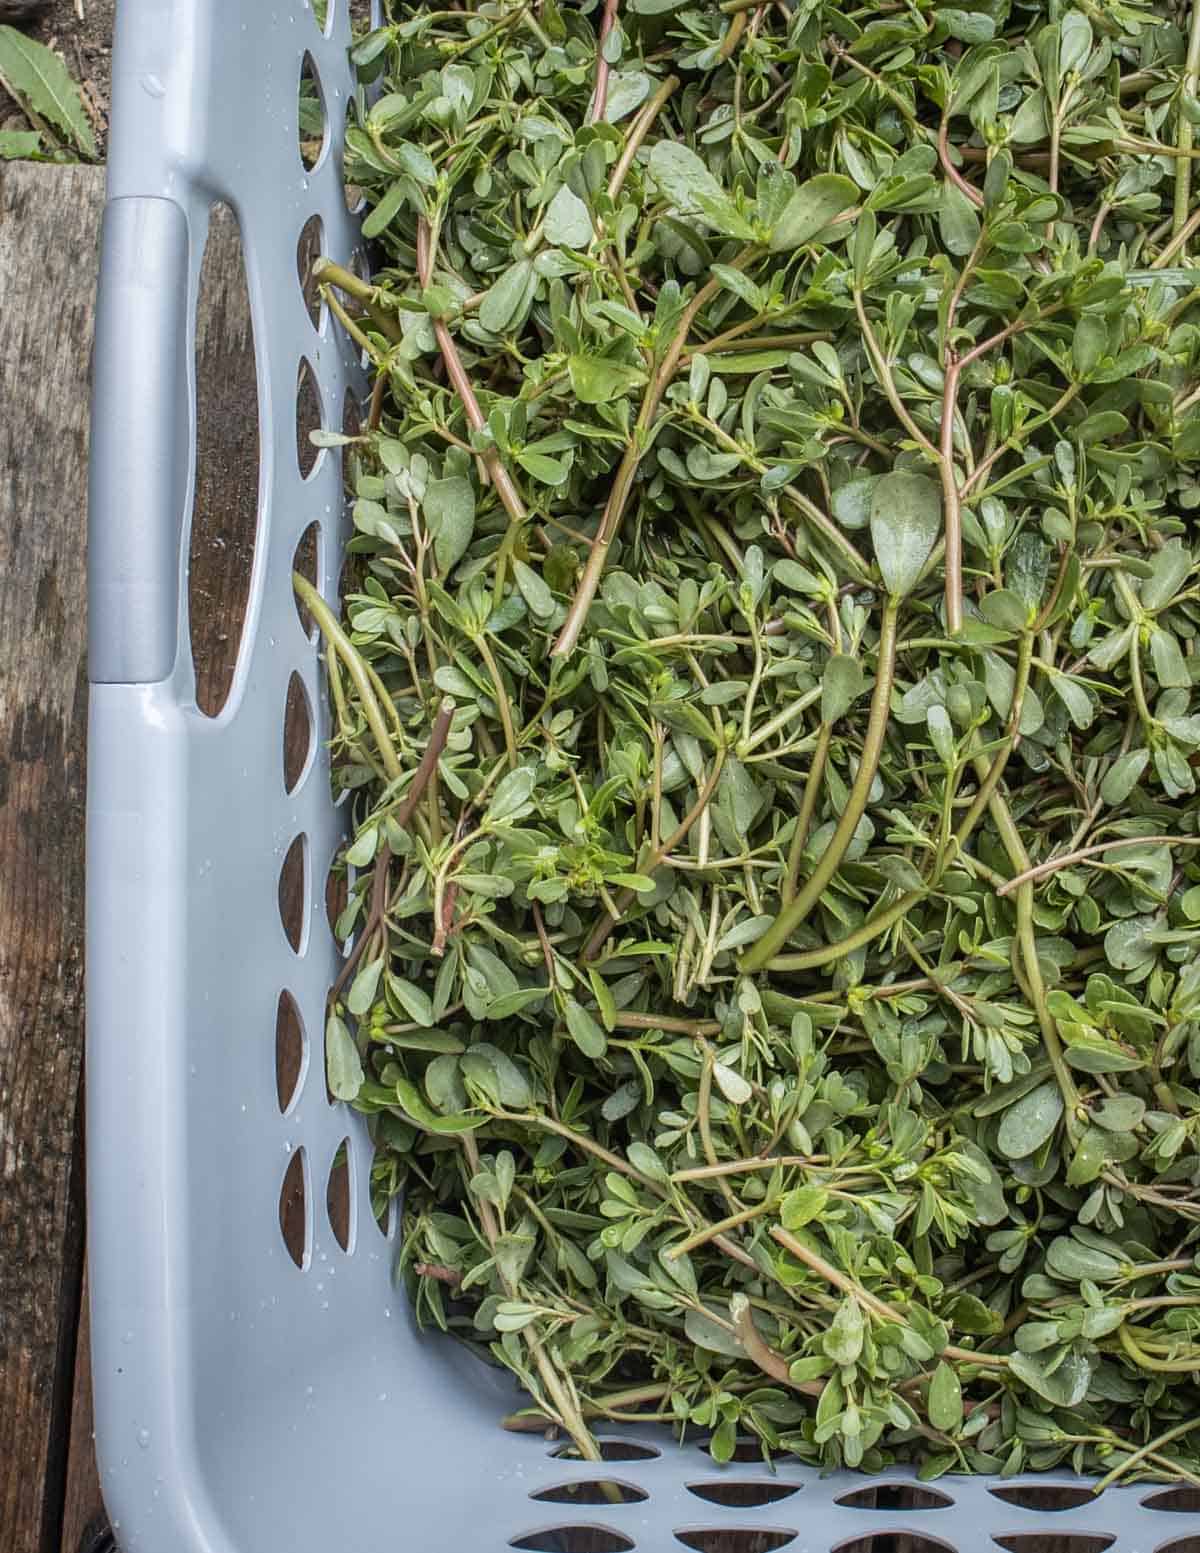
[0,161,102,1553]
[60,1265,106,1553]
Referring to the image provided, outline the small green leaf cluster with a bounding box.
[0,25,96,161]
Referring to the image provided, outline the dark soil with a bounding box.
[0,0,114,154]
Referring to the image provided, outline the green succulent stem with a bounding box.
[741,598,899,971]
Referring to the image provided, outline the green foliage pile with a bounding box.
[300,0,1200,1483]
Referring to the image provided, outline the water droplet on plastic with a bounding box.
[141,73,165,98]
[305,1385,314,1396]
[378,1392,388,1403]
[137,1429,151,1449]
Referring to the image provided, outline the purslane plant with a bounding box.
[302,0,1200,1482]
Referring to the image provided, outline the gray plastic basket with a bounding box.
[84,3,1198,1551]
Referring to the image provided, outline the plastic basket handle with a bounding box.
[88,195,191,684]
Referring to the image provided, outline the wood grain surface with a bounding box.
[59,1269,104,1553]
[0,161,102,1553]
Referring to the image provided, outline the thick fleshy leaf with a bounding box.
[648,141,734,225]
[564,997,607,1058]
[997,1080,1063,1159]
[870,471,942,598]
[424,477,476,574]
[544,184,594,248]
[326,1014,364,1101]
[568,354,648,404]
[479,258,536,334]
[1008,1349,1093,1407]
[928,1361,963,1432]
[822,654,865,724]
[768,173,859,251]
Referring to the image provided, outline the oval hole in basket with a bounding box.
[676,1532,796,1553]
[310,0,332,37]
[838,1486,954,1511]
[298,52,328,172]
[688,1484,801,1509]
[511,1533,634,1553]
[336,548,367,644]
[342,97,365,212]
[284,672,314,795]
[531,1483,648,1507]
[188,201,259,718]
[326,1137,354,1253]
[275,990,307,1115]
[326,853,349,946]
[1145,1489,1200,1513]
[342,386,366,492]
[343,385,364,440]
[702,1438,783,1465]
[279,1147,309,1269]
[993,1538,1114,1553]
[989,1487,1096,1513]
[369,1143,396,1237]
[834,1537,959,1553]
[550,1441,660,1463]
[292,520,322,642]
[278,833,309,954]
[297,357,325,481]
[297,213,325,331]
[349,245,372,284]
